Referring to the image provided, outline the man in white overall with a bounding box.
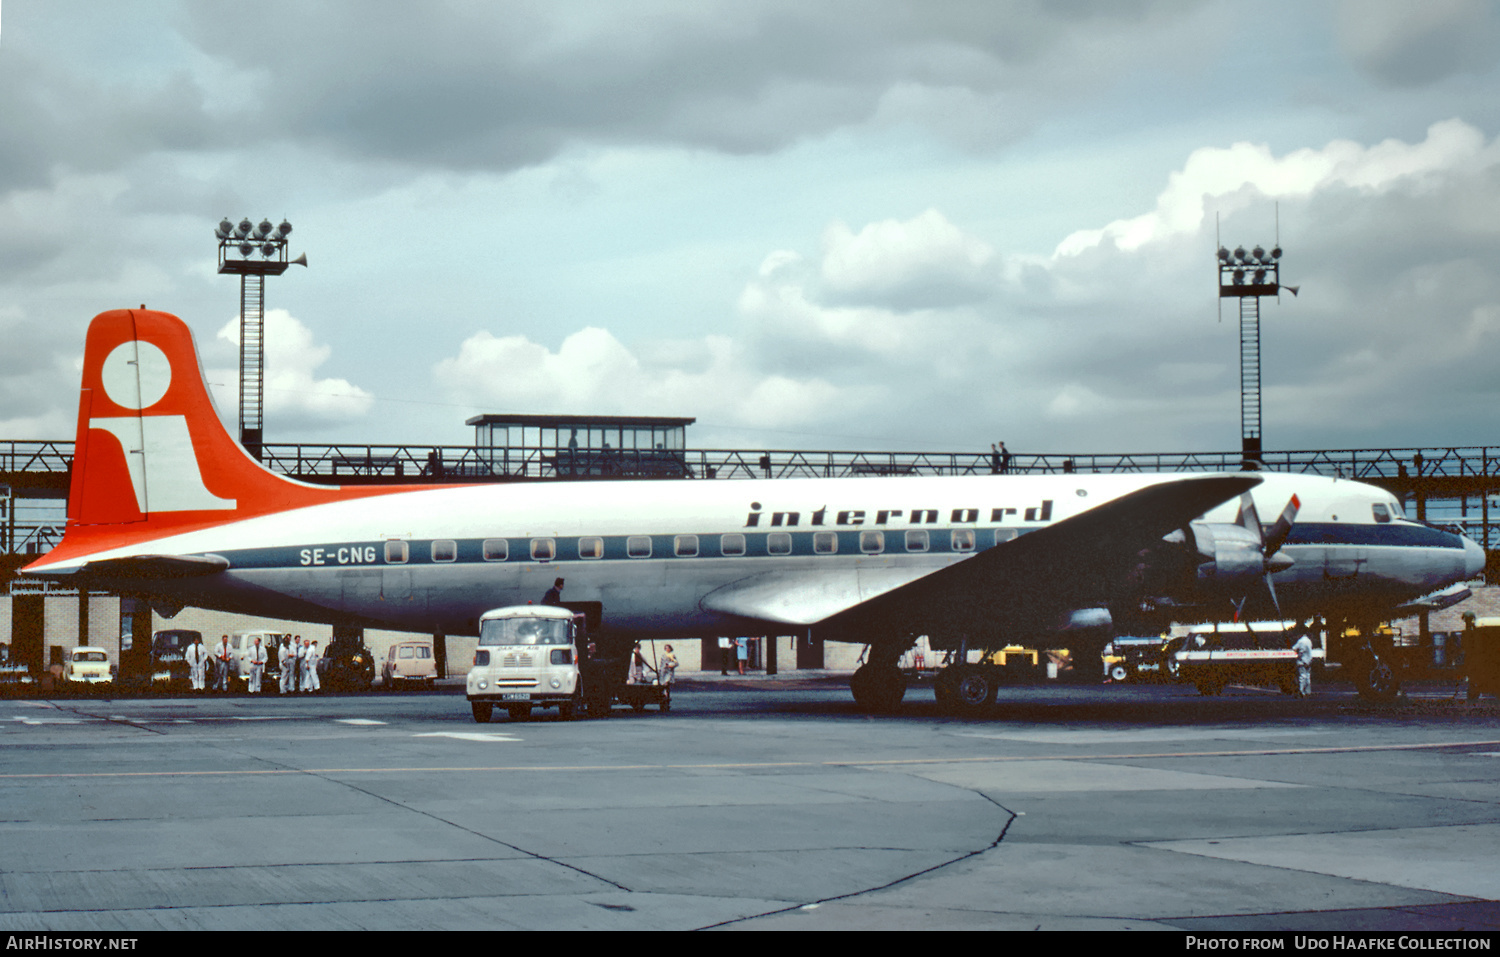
[248,636,266,693]
[185,636,207,691]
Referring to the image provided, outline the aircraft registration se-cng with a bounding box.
[22,309,1486,712]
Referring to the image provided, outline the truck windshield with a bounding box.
[479,618,572,646]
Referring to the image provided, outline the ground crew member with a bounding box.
[214,635,232,691]
[304,640,321,693]
[1293,632,1314,698]
[543,578,564,606]
[280,636,296,694]
[249,636,266,693]
[186,635,207,691]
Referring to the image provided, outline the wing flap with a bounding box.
[700,564,939,626]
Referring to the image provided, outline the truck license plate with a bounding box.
[501,693,530,701]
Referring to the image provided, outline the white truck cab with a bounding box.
[467,605,583,722]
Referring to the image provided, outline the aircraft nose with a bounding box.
[1462,534,1487,579]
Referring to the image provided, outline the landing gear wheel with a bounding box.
[1354,656,1399,702]
[940,665,996,717]
[850,663,906,712]
[471,701,493,723]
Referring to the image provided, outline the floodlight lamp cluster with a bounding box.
[216,217,293,259]
[1217,243,1286,291]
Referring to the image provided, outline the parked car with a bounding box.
[382,640,436,690]
[63,647,113,686]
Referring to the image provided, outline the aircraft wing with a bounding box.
[705,474,1260,636]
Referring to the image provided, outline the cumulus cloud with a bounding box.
[820,209,996,309]
[210,310,373,430]
[434,325,864,435]
[1055,119,1497,258]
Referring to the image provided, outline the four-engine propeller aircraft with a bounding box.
[22,309,1487,711]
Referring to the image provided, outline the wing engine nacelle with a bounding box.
[1183,521,1276,596]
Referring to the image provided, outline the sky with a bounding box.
[3,0,1500,456]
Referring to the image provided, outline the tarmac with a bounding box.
[0,672,1497,932]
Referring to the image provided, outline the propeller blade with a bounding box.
[1234,493,1263,543]
[1263,494,1300,557]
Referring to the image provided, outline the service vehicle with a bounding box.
[0,644,34,690]
[1463,617,1500,702]
[466,605,670,721]
[382,639,436,690]
[321,634,376,691]
[1103,635,1176,683]
[1170,622,1316,696]
[149,629,200,690]
[62,647,113,685]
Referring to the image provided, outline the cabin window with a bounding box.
[482,539,508,561]
[951,529,975,552]
[385,540,408,564]
[578,537,603,559]
[994,529,1017,546]
[675,535,699,557]
[813,532,837,554]
[431,540,456,563]
[721,533,746,556]
[627,536,652,558]
[905,530,929,552]
[767,532,792,555]
[531,539,556,561]
[860,530,884,554]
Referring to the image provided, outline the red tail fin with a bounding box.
[36,308,388,565]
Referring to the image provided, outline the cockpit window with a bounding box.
[1372,504,1392,524]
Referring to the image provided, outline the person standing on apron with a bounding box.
[248,636,266,693]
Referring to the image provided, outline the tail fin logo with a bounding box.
[87,337,236,514]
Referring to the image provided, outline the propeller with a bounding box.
[1231,493,1300,622]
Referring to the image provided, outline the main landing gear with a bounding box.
[849,637,1006,718]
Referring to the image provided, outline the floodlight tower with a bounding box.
[215,218,307,460]
[1217,241,1297,469]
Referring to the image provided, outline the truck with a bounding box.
[1170,622,1314,696]
[466,605,671,722]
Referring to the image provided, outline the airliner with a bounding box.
[21,309,1486,711]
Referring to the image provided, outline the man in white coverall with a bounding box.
[280,636,296,694]
[248,636,266,693]
[214,635,232,691]
[185,635,207,691]
[304,640,321,693]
